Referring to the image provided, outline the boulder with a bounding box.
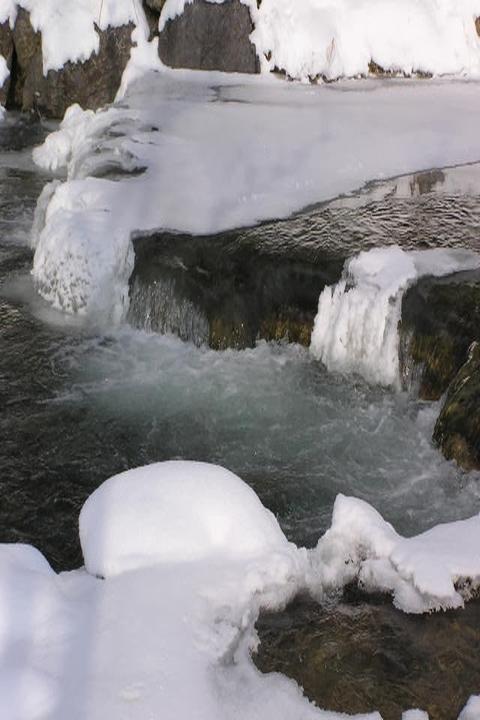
[158,0,259,74]
[8,8,134,118]
[433,342,480,472]
[400,273,480,400]
[0,20,14,105]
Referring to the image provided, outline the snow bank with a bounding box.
[310,246,480,387]
[79,461,290,577]
[252,0,480,82]
[31,72,480,321]
[309,494,480,613]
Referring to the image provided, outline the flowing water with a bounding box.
[1,118,480,716]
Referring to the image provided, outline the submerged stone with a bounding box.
[255,596,480,720]
[433,342,480,472]
[158,0,259,74]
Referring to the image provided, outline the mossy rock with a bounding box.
[400,274,480,400]
[433,342,480,472]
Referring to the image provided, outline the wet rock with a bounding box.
[0,20,14,105]
[158,0,259,74]
[400,273,480,400]
[145,0,166,11]
[433,342,480,472]
[255,596,480,720]
[8,9,134,117]
[128,231,339,350]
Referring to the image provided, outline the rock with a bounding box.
[433,342,480,472]
[158,0,259,74]
[145,0,166,11]
[476,17,480,37]
[0,21,13,105]
[255,596,480,720]
[8,8,134,118]
[400,273,480,400]
[127,231,336,350]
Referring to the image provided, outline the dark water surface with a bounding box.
[1,117,480,718]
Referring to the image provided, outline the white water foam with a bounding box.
[310,246,480,387]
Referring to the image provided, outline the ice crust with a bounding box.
[2,461,480,720]
[31,72,480,321]
[310,246,480,387]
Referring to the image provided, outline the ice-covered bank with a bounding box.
[2,460,480,720]
[31,71,480,321]
[310,246,480,386]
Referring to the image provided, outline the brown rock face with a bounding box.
[158,0,259,74]
[145,0,166,11]
[0,20,14,105]
[476,17,480,37]
[433,342,480,472]
[5,8,134,118]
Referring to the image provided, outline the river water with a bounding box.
[1,116,480,717]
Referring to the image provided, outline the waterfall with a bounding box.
[128,275,210,346]
[310,246,480,387]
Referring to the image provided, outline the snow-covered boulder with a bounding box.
[79,461,290,577]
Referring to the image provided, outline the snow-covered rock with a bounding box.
[79,460,292,577]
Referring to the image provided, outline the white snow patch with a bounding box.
[310,246,480,387]
[459,695,480,719]
[79,461,292,577]
[309,494,480,613]
[0,53,9,87]
[252,0,480,82]
[31,72,480,321]
[402,712,429,720]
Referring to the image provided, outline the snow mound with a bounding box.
[310,246,480,387]
[309,494,480,613]
[79,460,290,577]
[252,0,480,82]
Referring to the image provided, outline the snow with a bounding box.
[310,246,480,387]
[79,461,291,577]
[309,494,480,613]
[0,0,140,72]
[459,696,480,720]
[252,0,480,82]
[31,71,480,321]
[2,461,480,718]
[402,712,429,720]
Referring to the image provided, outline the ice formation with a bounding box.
[310,246,480,387]
[31,71,480,321]
[2,461,480,719]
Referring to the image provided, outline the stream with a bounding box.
[1,114,480,718]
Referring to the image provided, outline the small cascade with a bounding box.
[127,275,210,346]
[310,246,480,387]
